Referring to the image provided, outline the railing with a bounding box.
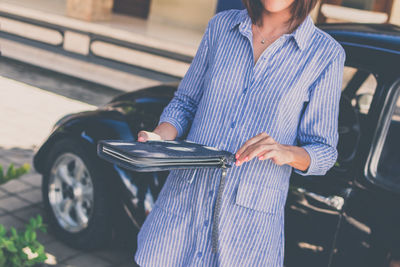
[0,11,193,82]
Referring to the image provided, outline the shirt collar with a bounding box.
[229,8,315,51]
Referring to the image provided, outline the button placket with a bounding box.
[193,174,216,263]
[218,74,252,149]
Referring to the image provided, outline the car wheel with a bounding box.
[42,138,112,249]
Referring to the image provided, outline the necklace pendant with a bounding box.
[261,39,265,44]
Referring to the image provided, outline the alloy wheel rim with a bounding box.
[48,153,94,233]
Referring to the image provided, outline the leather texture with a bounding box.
[97,139,236,172]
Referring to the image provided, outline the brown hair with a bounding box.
[241,0,318,30]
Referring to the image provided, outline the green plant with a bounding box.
[0,163,30,185]
[0,164,48,266]
[0,215,47,266]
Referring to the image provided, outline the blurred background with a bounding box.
[0,0,399,266]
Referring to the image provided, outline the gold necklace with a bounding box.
[254,23,291,44]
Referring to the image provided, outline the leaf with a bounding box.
[0,224,6,236]
[29,218,37,228]
[11,254,21,267]
[6,163,16,180]
[10,227,18,239]
[39,226,47,233]
[36,215,43,226]
[5,240,18,253]
[15,164,30,177]
[0,250,6,266]
[30,231,36,243]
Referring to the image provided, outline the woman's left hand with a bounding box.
[235,132,311,171]
[235,133,293,166]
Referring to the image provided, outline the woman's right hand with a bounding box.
[138,122,179,142]
[137,131,163,142]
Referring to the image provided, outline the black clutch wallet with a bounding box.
[96,139,236,172]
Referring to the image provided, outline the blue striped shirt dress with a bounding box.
[134,8,346,267]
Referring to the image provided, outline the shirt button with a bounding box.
[230,122,236,128]
[197,252,202,258]
[209,190,213,197]
[204,220,209,227]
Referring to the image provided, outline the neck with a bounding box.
[257,7,294,33]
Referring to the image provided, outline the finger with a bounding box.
[259,151,285,166]
[137,131,148,142]
[258,150,277,161]
[236,132,270,159]
[239,144,277,164]
[237,137,276,162]
[145,131,162,141]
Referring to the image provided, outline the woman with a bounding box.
[134,0,346,266]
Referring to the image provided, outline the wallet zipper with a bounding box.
[212,157,228,253]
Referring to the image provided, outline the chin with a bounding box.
[262,0,293,13]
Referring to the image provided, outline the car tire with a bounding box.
[42,138,112,250]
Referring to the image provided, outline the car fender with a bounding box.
[33,110,134,175]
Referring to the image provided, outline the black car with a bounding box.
[33,23,400,266]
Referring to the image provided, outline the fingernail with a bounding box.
[235,154,239,159]
[236,160,240,166]
[138,137,144,142]
[245,157,248,161]
[259,156,264,160]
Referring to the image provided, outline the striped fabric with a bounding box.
[135,8,346,267]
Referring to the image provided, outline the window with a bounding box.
[341,66,377,113]
[369,86,400,190]
[336,66,378,167]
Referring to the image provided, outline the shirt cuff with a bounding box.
[157,117,185,139]
[293,144,323,176]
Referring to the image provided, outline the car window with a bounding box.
[335,66,378,169]
[341,66,377,114]
[373,90,400,189]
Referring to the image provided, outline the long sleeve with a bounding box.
[157,20,212,138]
[294,48,346,176]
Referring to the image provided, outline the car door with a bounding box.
[284,64,379,267]
[330,75,400,267]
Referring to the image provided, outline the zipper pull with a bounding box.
[220,157,227,169]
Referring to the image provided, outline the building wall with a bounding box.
[148,0,218,31]
[390,0,400,25]
[148,0,399,32]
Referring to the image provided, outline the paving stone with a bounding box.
[1,179,33,193]
[0,149,33,168]
[63,253,112,267]
[45,240,82,263]
[19,172,43,187]
[0,195,32,211]
[0,208,6,216]
[13,204,44,222]
[0,214,25,229]
[18,188,43,204]
[0,189,9,199]
[36,228,56,245]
